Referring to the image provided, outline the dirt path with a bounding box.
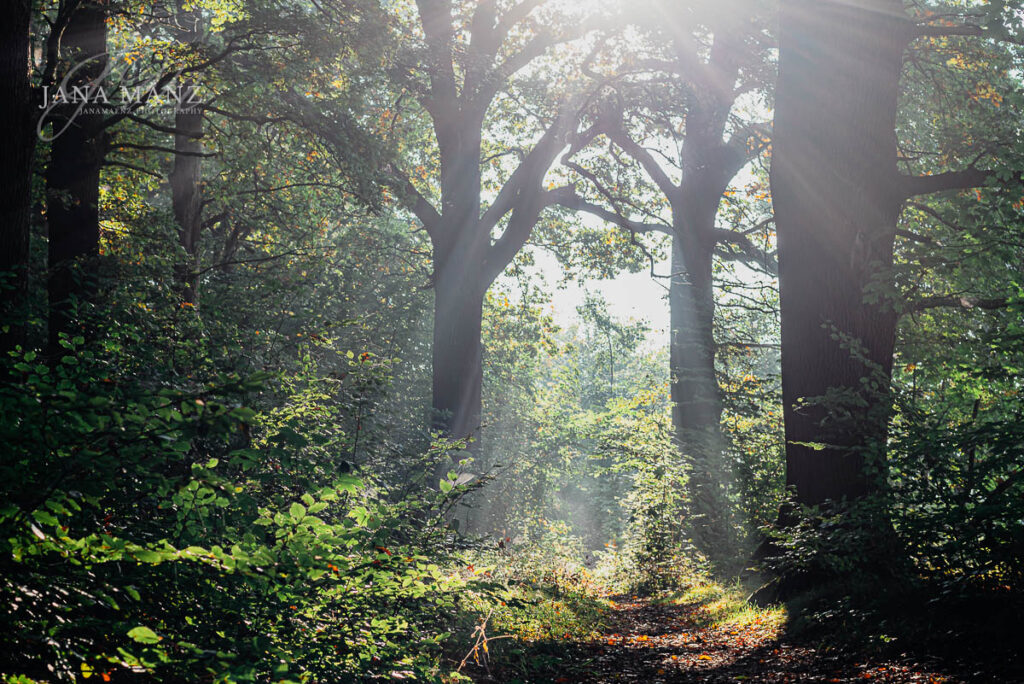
[494,595,966,683]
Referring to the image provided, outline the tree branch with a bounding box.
[914,22,984,39]
[907,294,1010,313]
[603,122,678,199]
[482,186,568,285]
[554,190,671,236]
[714,228,778,275]
[479,103,574,232]
[899,167,993,198]
[103,160,162,179]
[386,167,442,235]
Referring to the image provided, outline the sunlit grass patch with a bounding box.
[662,576,786,631]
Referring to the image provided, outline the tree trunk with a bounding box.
[430,112,488,445]
[432,275,484,442]
[670,211,733,559]
[171,1,203,306]
[670,82,745,561]
[45,1,108,353]
[0,0,34,356]
[431,221,487,443]
[772,0,905,507]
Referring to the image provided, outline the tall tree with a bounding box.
[0,0,35,355]
[771,0,1004,507]
[170,0,205,306]
[382,0,595,444]
[44,0,109,352]
[558,1,774,559]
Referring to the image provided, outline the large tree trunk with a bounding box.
[45,1,108,353]
[1,0,36,356]
[431,114,488,444]
[669,83,745,561]
[430,212,488,444]
[772,0,904,507]
[432,265,485,442]
[171,1,204,306]
[669,232,729,548]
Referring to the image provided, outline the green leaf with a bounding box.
[127,626,160,644]
[133,549,164,564]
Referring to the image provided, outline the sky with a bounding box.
[516,247,672,342]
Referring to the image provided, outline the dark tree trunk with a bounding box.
[772,0,905,506]
[430,113,488,444]
[669,74,746,560]
[0,0,35,355]
[669,231,730,553]
[45,1,108,353]
[431,261,485,442]
[170,3,203,306]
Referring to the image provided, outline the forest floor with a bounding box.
[470,586,977,683]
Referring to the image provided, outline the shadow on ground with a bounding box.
[464,594,1018,683]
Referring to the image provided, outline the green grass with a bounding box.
[659,576,787,631]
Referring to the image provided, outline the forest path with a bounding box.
[493,594,962,683]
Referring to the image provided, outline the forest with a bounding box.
[2,0,1023,681]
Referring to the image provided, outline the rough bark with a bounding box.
[0,0,34,356]
[427,109,487,441]
[771,0,906,506]
[45,0,108,353]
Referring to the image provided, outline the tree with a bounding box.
[0,0,35,356]
[558,0,775,560]
[382,0,595,445]
[170,0,205,306]
[771,0,1009,507]
[44,0,109,352]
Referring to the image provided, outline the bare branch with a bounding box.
[111,142,217,158]
[603,122,678,199]
[554,190,671,236]
[895,228,938,245]
[125,114,207,138]
[907,294,1010,313]
[914,22,984,39]
[899,167,993,198]
[103,160,163,179]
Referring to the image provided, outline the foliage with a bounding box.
[6,0,1024,680]
[0,312,477,681]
